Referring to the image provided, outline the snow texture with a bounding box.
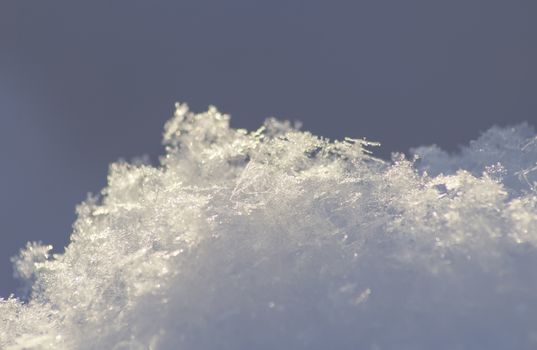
[2,104,537,349]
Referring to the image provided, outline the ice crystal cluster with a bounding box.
[2,104,537,349]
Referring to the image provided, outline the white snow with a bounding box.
[1,104,537,349]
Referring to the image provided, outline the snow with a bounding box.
[1,103,537,349]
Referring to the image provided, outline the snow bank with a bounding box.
[2,104,537,349]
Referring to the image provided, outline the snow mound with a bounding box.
[2,104,537,349]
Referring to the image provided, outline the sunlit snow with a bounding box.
[1,104,537,349]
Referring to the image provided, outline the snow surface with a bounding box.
[1,104,537,349]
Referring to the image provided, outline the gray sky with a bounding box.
[1,0,536,296]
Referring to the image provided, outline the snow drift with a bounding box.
[1,104,537,349]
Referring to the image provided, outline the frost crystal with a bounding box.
[2,104,537,349]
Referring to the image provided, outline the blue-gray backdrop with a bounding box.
[1,0,536,296]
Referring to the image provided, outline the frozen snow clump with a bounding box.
[2,104,537,349]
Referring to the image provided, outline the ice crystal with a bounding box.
[1,104,537,349]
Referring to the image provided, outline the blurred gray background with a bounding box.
[1,0,536,296]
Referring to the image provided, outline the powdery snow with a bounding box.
[2,104,537,349]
